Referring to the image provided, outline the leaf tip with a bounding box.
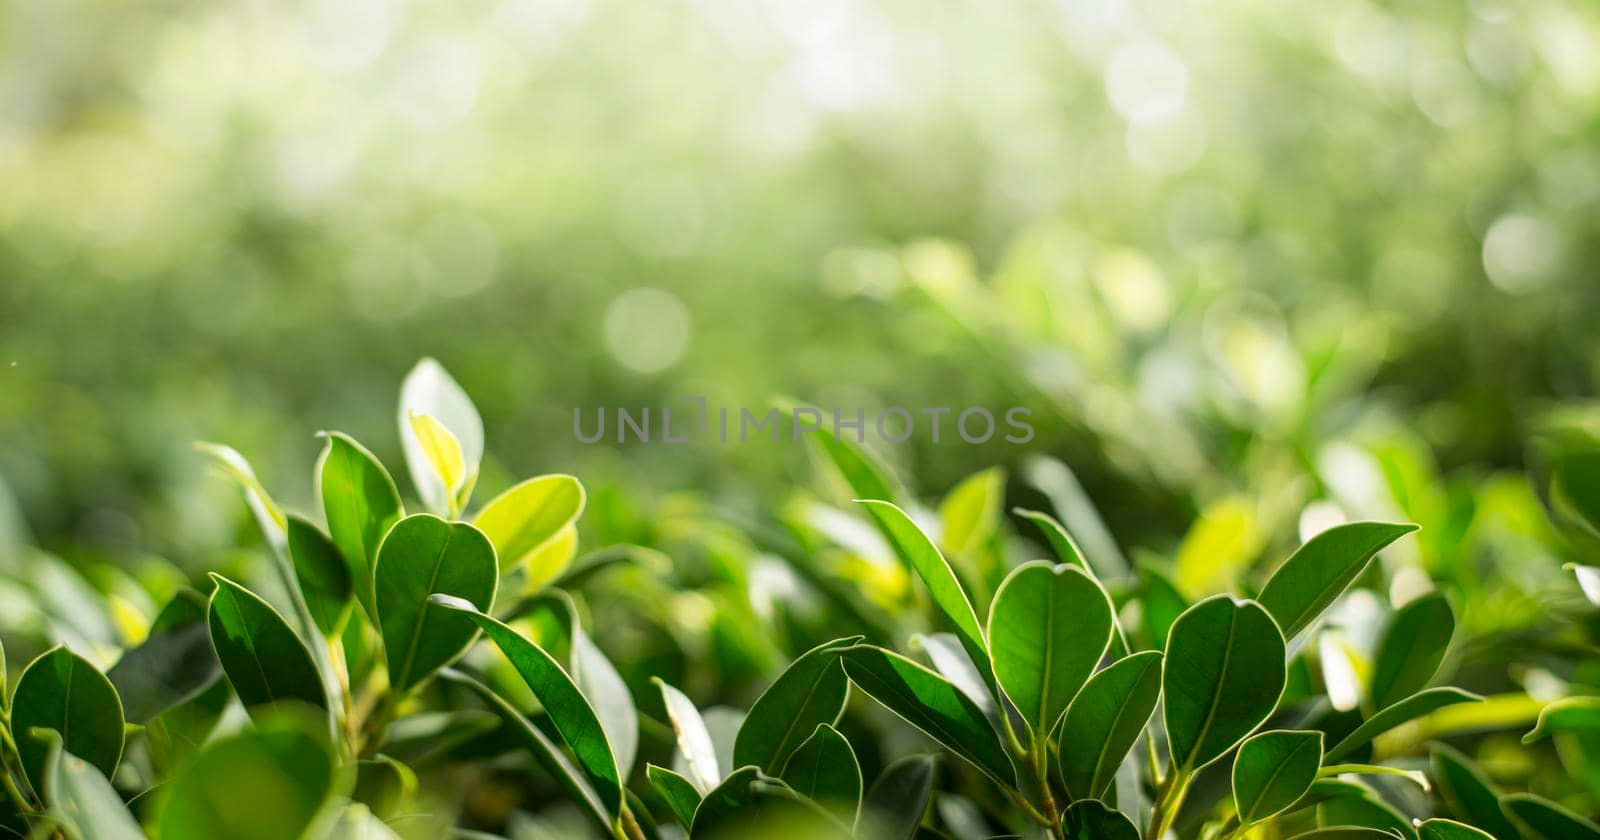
[428,593,476,613]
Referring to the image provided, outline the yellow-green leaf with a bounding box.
[473,474,587,575]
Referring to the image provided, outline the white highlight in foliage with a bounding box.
[604,287,691,374]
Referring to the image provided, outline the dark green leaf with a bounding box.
[647,764,702,828]
[286,515,354,639]
[860,755,935,840]
[317,431,403,618]
[733,636,857,772]
[380,709,500,766]
[32,729,142,839]
[1555,451,1600,538]
[689,766,847,840]
[207,574,328,715]
[779,724,862,825]
[431,597,621,819]
[1431,744,1520,839]
[1058,650,1162,801]
[158,722,336,840]
[1233,729,1323,826]
[1060,799,1139,840]
[11,646,124,795]
[107,588,221,724]
[1257,522,1419,640]
[1162,596,1286,773]
[840,645,1015,786]
[1325,688,1482,761]
[1417,819,1497,840]
[1501,793,1600,840]
[1368,594,1453,711]
[987,561,1112,733]
[375,514,497,691]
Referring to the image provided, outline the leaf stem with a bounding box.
[619,804,648,840]
[1145,766,1190,840]
[0,714,33,813]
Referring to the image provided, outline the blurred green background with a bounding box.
[1,0,1598,580]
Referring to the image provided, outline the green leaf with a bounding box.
[1233,730,1324,827]
[648,764,702,828]
[857,500,989,679]
[1417,819,1497,840]
[431,597,622,818]
[399,358,484,516]
[1021,457,1130,581]
[690,766,843,840]
[1555,451,1600,538]
[352,754,416,820]
[1501,793,1600,840]
[286,514,354,638]
[375,514,498,691]
[1257,522,1419,640]
[1368,593,1454,711]
[473,474,586,577]
[654,677,721,794]
[1325,688,1483,761]
[107,588,222,724]
[1139,563,1189,652]
[32,730,142,840]
[1319,795,1416,840]
[1162,596,1286,773]
[859,755,935,840]
[779,724,862,825]
[1013,508,1091,573]
[1059,650,1162,801]
[207,574,328,716]
[1523,696,1600,743]
[1060,799,1139,840]
[195,441,286,545]
[840,644,1015,786]
[1287,829,1406,840]
[316,431,402,618]
[987,561,1112,733]
[804,421,902,504]
[733,636,857,772]
[1431,744,1520,839]
[1319,764,1430,791]
[11,646,125,795]
[441,669,613,832]
[939,467,1004,555]
[158,722,336,840]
